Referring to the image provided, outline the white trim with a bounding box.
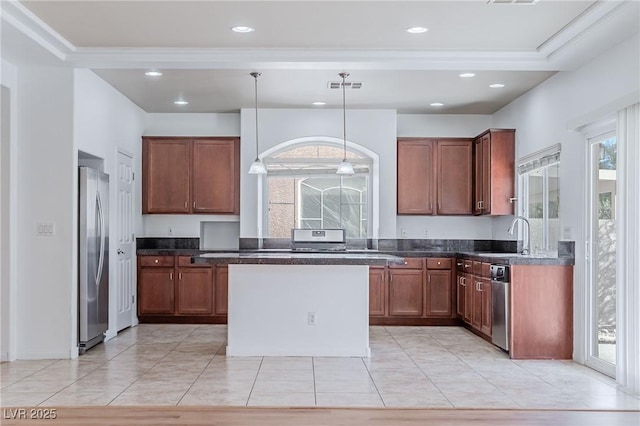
[517,143,561,167]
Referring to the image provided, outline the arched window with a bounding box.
[262,141,374,239]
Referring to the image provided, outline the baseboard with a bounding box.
[16,351,73,360]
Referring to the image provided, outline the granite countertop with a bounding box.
[192,252,405,266]
[456,252,573,265]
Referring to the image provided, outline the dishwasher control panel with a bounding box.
[490,264,510,281]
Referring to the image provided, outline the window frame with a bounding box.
[517,145,561,253]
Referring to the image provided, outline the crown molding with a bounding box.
[2,0,635,72]
[0,0,75,61]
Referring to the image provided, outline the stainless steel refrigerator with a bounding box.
[78,166,109,354]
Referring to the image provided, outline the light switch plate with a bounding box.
[37,222,56,236]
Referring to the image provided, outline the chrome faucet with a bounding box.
[508,216,531,255]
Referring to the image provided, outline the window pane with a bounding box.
[322,188,342,229]
[547,163,560,251]
[300,183,321,219]
[527,171,544,252]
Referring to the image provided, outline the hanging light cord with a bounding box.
[251,72,261,161]
[340,72,349,162]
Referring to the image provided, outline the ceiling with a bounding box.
[3,1,639,114]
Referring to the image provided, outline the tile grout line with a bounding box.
[359,354,385,407]
[245,357,264,406]
[382,326,456,408]
[104,326,197,406]
[174,325,220,406]
[312,357,317,406]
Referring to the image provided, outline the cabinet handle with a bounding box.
[184,201,187,208]
[456,262,463,266]
[460,276,466,287]
[477,282,482,291]
[154,259,159,264]
[390,273,393,284]
[437,261,441,265]
[464,264,470,268]
[179,272,182,280]
[193,201,196,209]
[509,197,518,204]
[170,272,173,280]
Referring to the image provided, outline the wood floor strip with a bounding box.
[1,406,639,426]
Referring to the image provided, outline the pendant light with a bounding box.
[248,72,267,174]
[336,72,355,175]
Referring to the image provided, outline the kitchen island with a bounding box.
[195,252,404,357]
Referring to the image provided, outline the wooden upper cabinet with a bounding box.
[398,138,472,216]
[143,138,190,213]
[142,137,240,214]
[192,139,240,214]
[397,139,434,214]
[437,140,473,215]
[473,129,515,216]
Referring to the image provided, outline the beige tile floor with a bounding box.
[1,324,639,409]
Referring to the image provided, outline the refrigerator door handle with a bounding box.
[95,191,105,287]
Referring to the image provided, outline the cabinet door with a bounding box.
[472,275,483,330]
[456,273,465,319]
[192,139,239,214]
[214,265,229,316]
[437,140,473,215]
[388,269,424,316]
[177,268,213,315]
[138,267,175,314]
[481,134,491,214]
[426,270,452,317]
[463,273,473,324]
[397,139,434,214]
[142,138,190,214]
[473,136,484,215]
[480,277,492,336]
[369,266,386,317]
[486,130,516,216]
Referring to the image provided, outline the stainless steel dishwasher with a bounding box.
[490,264,510,352]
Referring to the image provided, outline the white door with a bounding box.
[116,151,135,331]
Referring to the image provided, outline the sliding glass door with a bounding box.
[587,131,617,377]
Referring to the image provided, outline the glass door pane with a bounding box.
[588,134,617,375]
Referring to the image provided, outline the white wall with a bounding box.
[16,66,75,359]
[492,34,640,363]
[1,59,18,361]
[74,69,146,340]
[240,108,397,238]
[396,113,496,239]
[142,113,240,237]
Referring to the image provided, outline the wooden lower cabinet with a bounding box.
[425,269,453,317]
[214,266,229,316]
[137,255,228,323]
[463,273,473,324]
[177,267,213,315]
[369,266,386,317]
[138,267,175,315]
[456,272,465,319]
[388,269,424,316]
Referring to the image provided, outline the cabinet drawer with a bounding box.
[139,256,174,267]
[389,258,424,269]
[177,255,207,267]
[427,258,451,270]
[472,260,483,275]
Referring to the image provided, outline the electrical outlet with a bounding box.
[168,226,173,235]
[401,228,407,238]
[308,312,317,326]
[424,229,429,238]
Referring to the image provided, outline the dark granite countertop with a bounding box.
[136,238,575,266]
[192,252,405,266]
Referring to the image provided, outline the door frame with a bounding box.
[585,126,617,378]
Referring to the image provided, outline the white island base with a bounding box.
[227,264,370,357]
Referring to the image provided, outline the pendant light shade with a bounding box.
[248,72,267,175]
[336,72,355,175]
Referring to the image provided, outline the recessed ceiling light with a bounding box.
[312,101,326,106]
[406,26,428,34]
[173,100,189,105]
[489,83,505,88]
[430,102,444,107]
[459,73,476,78]
[145,71,162,77]
[231,26,255,33]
